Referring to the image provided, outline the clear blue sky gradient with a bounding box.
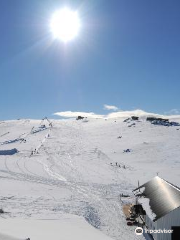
[0,0,180,119]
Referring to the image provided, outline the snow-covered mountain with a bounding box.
[0,116,180,239]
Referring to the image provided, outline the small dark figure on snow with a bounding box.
[123,149,131,153]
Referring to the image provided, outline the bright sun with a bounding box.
[50,8,81,42]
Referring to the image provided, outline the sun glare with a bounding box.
[50,8,81,42]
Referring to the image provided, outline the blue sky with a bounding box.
[0,0,180,120]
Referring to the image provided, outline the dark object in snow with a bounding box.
[1,138,23,145]
[146,117,169,122]
[121,193,129,197]
[146,117,156,122]
[170,122,180,126]
[26,238,30,240]
[131,116,139,120]
[123,118,131,122]
[146,117,180,127]
[123,149,131,153]
[117,136,122,139]
[151,119,169,126]
[20,138,26,143]
[152,120,180,127]
[0,148,18,155]
[0,208,4,213]
[76,116,84,120]
[40,124,46,128]
[32,127,47,134]
[132,221,139,225]
[127,221,133,226]
[128,123,136,127]
[131,204,146,216]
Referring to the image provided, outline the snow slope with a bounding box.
[0,215,113,240]
[0,117,180,239]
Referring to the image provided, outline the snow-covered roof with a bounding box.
[133,176,180,221]
[138,197,157,221]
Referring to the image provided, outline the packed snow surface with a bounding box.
[0,117,180,239]
[0,215,113,240]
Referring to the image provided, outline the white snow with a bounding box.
[0,215,113,240]
[0,117,180,239]
[138,198,156,221]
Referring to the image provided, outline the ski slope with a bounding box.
[0,216,114,240]
[0,117,180,239]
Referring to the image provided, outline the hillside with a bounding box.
[0,117,180,239]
